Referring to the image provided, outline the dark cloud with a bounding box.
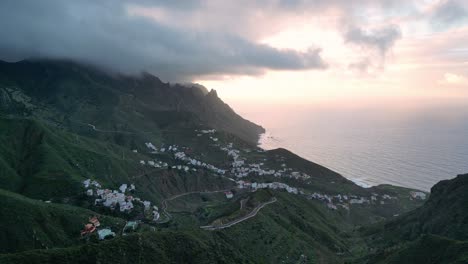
[344,25,401,56]
[348,58,371,72]
[432,0,468,28]
[0,0,326,81]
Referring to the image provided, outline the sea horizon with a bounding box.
[234,101,468,192]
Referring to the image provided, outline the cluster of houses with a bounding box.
[82,179,160,221]
[140,159,168,168]
[83,179,101,189]
[306,191,402,210]
[308,192,367,210]
[144,141,227,175]
[142,134,313,185]
[173,151,226,175]
[88,182,137,213]
[219,142,312,182]
[237,180,299,194]
[145,142,181,154]
[196,129,216,137]
[136,131,420,217]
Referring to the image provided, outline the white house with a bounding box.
[98,229,116,240]
[410,191,427,200]
[143,200,151,210]
[225,191,233,199]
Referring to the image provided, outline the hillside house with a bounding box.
[124,221,139,232]
[80,224,96,236]
[410,191,427,200]
[143,200,151,210]
[225,191,233,199]
[89,216,100,227]
[152,210,160,221]
[98,229,116,240]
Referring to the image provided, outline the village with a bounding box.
[78,127,427,242]
[80,178,160,240]
[139,130,427,213]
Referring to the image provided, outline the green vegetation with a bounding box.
[0,59,466,263]
[0,188,125,254]
[364,235,468,264]
[0,231,249,264]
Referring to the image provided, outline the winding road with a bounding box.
[200,197,277,230]
[76,120,277,230]
[74,121,194,135]
[157,189,233,223]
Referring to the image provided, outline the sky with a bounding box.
[1,0,467,107]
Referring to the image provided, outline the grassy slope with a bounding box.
[163,189,357,263]
[0,188,125,254]
[355,174,468,263]
[0,116,234,203]
[216,191,349,264]
[0,115,431,263]
[0,59,264,144]
[1,59,465,263]
[0,116,141,200]
[368,235,468,264]
[0,231,250,264]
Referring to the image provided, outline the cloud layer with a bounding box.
[0,0,327,81]
[344,25,402,56]
[1,0,467,82]
[432,0,468,28]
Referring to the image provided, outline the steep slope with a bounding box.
[0,58,446,263]
[366,235,468,264]
[366,174,468,241]
[0,59,264,144]
[357,174,468,263]
[0,231,249,264]
[0,188,125,254]
[0,113,427,263]
[0,116,235,202]
[0,116,141,199]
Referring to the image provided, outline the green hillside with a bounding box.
[0,59,466,263]
[0,59,264,144]
[0,231,249,264]
[0,188,125,254]
[356,173,468,263]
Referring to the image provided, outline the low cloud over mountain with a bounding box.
[0,0,327,81]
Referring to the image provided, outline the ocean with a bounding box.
[237,102,468,191]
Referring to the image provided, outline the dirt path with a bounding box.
[72,120,189,135]
[129,168,165,180]
[200,197,277,230]
[240,198,248,210]
[85,123,137,134]
[157,189,233,223]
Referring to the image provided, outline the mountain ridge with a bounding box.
[0,59,265,144]
[0,58,466,263]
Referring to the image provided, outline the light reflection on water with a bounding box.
[246,104,468,191]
